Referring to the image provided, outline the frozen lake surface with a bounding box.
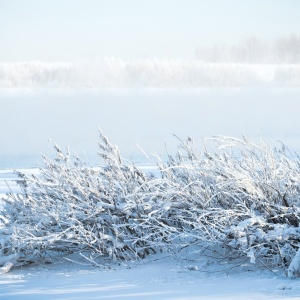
[1,88,300,169]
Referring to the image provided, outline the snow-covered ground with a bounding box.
[1,168,300,299]
[0,247,300,299]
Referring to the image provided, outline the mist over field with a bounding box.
[1,35,300,168]
[1,35,300,88]
[1,59,300,88]
[0,33,298,169]
[1,87,300,169]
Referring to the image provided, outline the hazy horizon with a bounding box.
[1,0,300,61]
[1,1,300,169]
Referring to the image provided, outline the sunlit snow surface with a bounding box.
[0,250,299,299]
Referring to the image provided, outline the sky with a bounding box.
[0,0,300,61]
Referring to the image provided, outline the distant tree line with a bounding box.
[1,59,300,88]
[195,34,300,64]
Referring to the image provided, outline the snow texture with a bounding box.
[0,252,299,299]
[288,248,300,278]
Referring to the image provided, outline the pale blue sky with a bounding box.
[0,0,299,61]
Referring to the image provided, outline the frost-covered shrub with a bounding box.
[153,136,300,274]
[1,133,300,276]
[0,130,159,272]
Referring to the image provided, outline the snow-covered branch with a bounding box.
[1,132,300,276]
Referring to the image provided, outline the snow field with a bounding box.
[0,251,299,299]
